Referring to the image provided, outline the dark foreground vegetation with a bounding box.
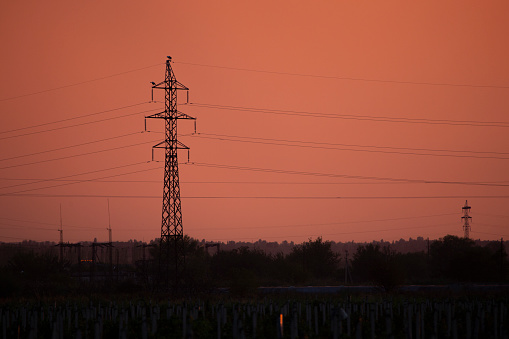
[1,294,509,338]
[0,235,507,299]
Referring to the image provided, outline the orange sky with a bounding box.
[1,1,508,244]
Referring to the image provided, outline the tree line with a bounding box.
[0,235,507,297]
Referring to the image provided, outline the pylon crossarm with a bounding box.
[151,81,166,89]
[152,140,189,150]
[174,81,188,90]
[146,111,167,119]
[152,81,188,91]
[176,140,190,150]
[176,111,196,120]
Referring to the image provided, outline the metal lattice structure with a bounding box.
[146,56,194,289]
[462,200,472,239]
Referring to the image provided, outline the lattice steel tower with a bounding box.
[461,200,472,239]
[146,56,194,289]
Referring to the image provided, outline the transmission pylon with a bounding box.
[145,56,195,290]
[461,200,472,239]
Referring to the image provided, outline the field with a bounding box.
[2,292,508,338]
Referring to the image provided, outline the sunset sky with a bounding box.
[1,1,508,244]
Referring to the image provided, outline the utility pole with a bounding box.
[107,199,113,277]
[501,238,505,282]
[461,200,472,239]
[344,250,352,284]
[146,56,195,290]
[59,204,64,262]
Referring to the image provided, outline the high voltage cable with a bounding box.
[0,217,104,230]
[0,222,57,232]
[0,178,413,185]
[174,61,509,89]
[191,103,509,128]
[471,231,509,237]
[0,213,455,233]
[0,164,159,196]
[0,132,144,163]
[198,222,456,242]
[0,139,159,171]
[190,162,509,187]
[4,194,509,200]
[0,107,159,141]
[189,213,457,232]
[297,223,453,237]
[0,235,25,241]
[0,102,150,135]
[0,161,151,192]
[476,212,509,218]
[191,133,509,160]
[0,64,163,102]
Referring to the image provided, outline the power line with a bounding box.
[174,61,509,90]
[191,132,509,160]
[0,132,144,163]
[0,107,159,141]
[0,217,104,230]
[311,222,454,237]
[0,235,26,241]
[471,230,509,237]
[0,161,152,193]
[0,222,57,232]
[189,213,457,232]
[0,178,412,185]
[191,102,509,128]
[191,162,509,187]
[0,164,159,196]
[0,64,163,102]
[0,139,159,171]
[476,212,509,219]
[4,194,509,200]
[0,102,150,135]
[195,222,456,242]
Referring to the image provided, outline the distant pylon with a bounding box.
[461,200,472,238]
[145,56,195,290]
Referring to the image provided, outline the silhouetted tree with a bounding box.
[351,243,403,290]
[430,235,506,282]
[5,251,72,296]
[286,237,340,284]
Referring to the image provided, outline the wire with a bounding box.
[0,139,159,171]
[174,61,509,90]
[4,194,509,199]
[0,217,104,230]
[0,107,159,141]
[0,164,159,196]
[0,222,57,232]
[476,212,509,219]
[191,103,509,128]
[471,231,509,237]
[0,64,163,102]
[196,222,455,241]
[191,162,509,187]
[0,132,144,163]
[0,235,26,241]
[189,213,457,232]
[0,161,151,192]
[0,102,151,135]
[192,133,509,160]
[0,178,412,185]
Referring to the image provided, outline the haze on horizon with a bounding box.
[0,1,508,244]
